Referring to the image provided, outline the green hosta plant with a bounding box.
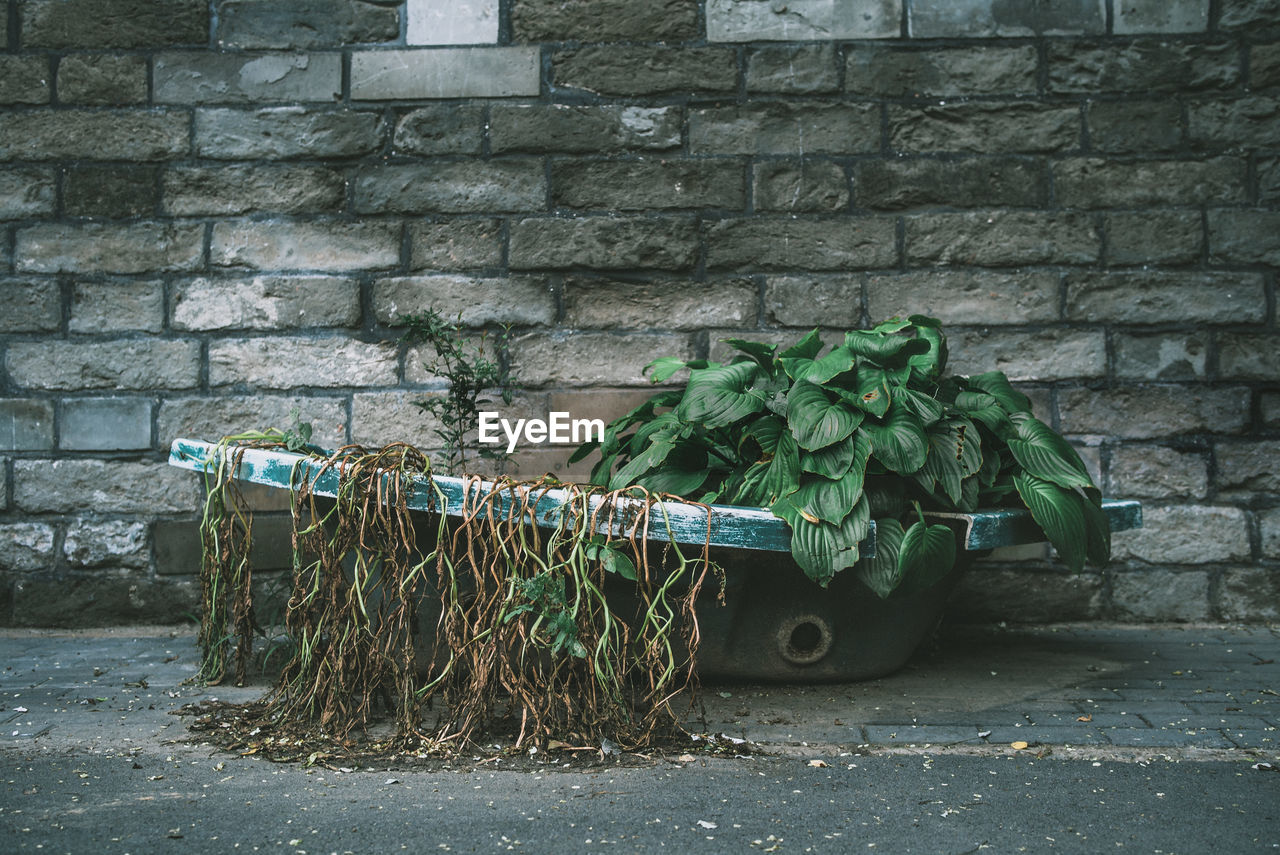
[572,317,1110,596]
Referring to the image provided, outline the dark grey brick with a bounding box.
[1065,272,1265,324]
[21,0,209,48]
[1189,97,1280,151]
[753,161,849,213]
[1218,566,1280,622]
[1058,386,1251,438]
[746,44,839,95]
[706,217,897,271]
[408,220,504,271]
[1087,99,1184,153]
[10,576,198,626]
[0,56,51,105]
[906,211,1099,266]
[353,161,546,215]
[70,281,165,333]
[55,54,148,105]
[512,0,699,42]
[855,157,1044,210]
[1215,440,1280,494]
[1218,332,1280,380]
[0,281,61,333]
[509,216,698,271]
[553,159,745,211]
[1056,157,1246,208]
[1115,0,1210,33]
[216,0,399,49]
[62,166,159,219]
[554,46,737,96]
[155,52,342,104]
[562,277,757,330]
[909,0,1104,37]
[1219,0,1280,29]
[1048,40,1239,93]
[195,107,386,159]
[1209,210,1280,265]
[1252,43,1280,89]
[393,105,485,156]
[690,103,880,155]
[1105,211,1203,265]
[889,102,1080,153]
[1108,443,1209,498]
[1113,332,1209,381]
[0,400,54,451]
[491,105,682,154]
[846,45,1037,97]
[947,327,1105,381]
[60,398,152,451]
[162,165,345,216]
[0,168,56,221]
[763,275,862,327]
[0,110,189,161]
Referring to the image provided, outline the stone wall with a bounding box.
[1,0,1277,625]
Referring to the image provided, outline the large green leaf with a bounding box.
[864,400,928,475]
[1014,473,1088,573]
[677,362,767,428]
[851,366,892,418]
[967,371,1032,414]
[786,381,863,451]
[762,430,800,504]
[899,386,945,425]
[953,390,1011,435]
[783,496,870,586]
[844,329,931,365]
[779,345,857,385]
[645,356,708,384]
[896,517,957,595]
[778,328,824,360]
[791,467,866,526]
[1007,413,1094,489]
[609,439,675,489]
[720,338,778,367]
[800,432,871,479]
[855,517,905,599]
[1080,488,1111,566]
[916,417,981,505]
[908,323,948,380]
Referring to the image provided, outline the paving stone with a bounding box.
[855,157,1044,210]
[158,395,348,449]
[63,519,149,568]
[0,281,61,333]
[392,105,485,156]
[0,523,57,571]
[210,221,401,272]
[1108,444,1209,499]
[1065,271,1264,325]
[752,161,848,212]
[1087,99,1184,153]
[208,337,398,389]
[1104,211,1203,265]
[906,211,1099,266]
[1189,97,1280,151]
[163,165,345,216]
[1048,40,1239,93]
[14,459,195,513]
[0,110,189,161]
[6,339,200,391]
[62,165,159,219]
[15,222,203,274]
[511,331,694,387]
[0,56,51,105]
[509,216,698,271]
[1058,386,1251,439]
[171,276,361,331]
[408,220,503,271]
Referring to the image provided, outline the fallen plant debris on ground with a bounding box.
[190,433,723,763]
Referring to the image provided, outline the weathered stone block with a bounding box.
[707,0,901,40]
[763,276,861,327]
[1113,505,1249,564]
[491,105,682,154]
[61,398,153,451]
[163,165,345,216]
[847,45,1037,97]
[0,280,61,333]
[1104,211,1203,265]
[217,0,399,48]
[0,399,54,451]
[690,103,880,155]
[351,48,540,100]
[1065,272,1264,324]
[155,52,341,104]
[1086,99,1183,153]
[172,276,360,331]
[0,168,55,220]
[910,0,1104,36]
[352,162,547,214]
[55,54,148,104]
[195,107,386,159]
[1264,393,1280,429]
[211,220,401,272]
[373,275,555,326]
[1048,40,1238,93]
[69,281,164,333]
[1208,210,1280,265]
[855,157,1044,210]
[63,519,149,568]
[1217,567,1280,622]
[1108,444,1209,499]
[866,270,1059,325]
[554,46,737,96]
[14,459,196,513]
[906,211,1099,265]
[946,328,1106,381]
[62,166,159,219]
[746,44,839,94]
[6,339,200,391]
[349,390,445,449]
[513,0,699,42]
[0,462,7,512]
[554,159,746,211]
[408,220,503,270]
[889,102,1080,153]
[11,576,199,627]
[1114,332,1208,381]
[0,56,51,104]
[209,337,398,389]
[509,216,698,270]
[408,0,498,45]
[1115,0,1209,32]
[1218,333,1280,380]
[1110,569,1211,621]
[22,0,209,48]
[393,105,485,156]
[1219,0,1280,29]
[950,567,1104,623]
[753,161,849,212]
[1215,440,1280,495]
[1053,157,1245,208]
[1189,97,1280,151]
[0,523,56,571]
[1263,508,1280,558]
[1058,386,1251,439]
[1252,43,1280,89]
[158,395,348,448]
[707,217,897,271]
[0,109,189,161]
[15,222,203,274]
[512,332,694,387]
[563,277,757,330]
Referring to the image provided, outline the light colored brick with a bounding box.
[63,519,149,568]
[512,332,694,387]
[1108,444,1209,499]
[1114,0,1209,33]
[209,337,398,389]
[1111,504,1250,564]
[1110,569,1211,621]
[171,276,360,331]
[1066,271,1264,324]
[0,523,56,571]
[1058,386,1251,439]
[408,0,498,44]
[69,281,165,333]
[408,220,503,271]
[706,0,901,41]
[195,107,386,159]
[0,280,61,333]
[154,52,341,103]
[158,395,348,448]
[373,275,555,326]
[352,161,547,214]
[350,390,444,449]
[0,399,54,451]
[6,339,200,391]
[351,47,540,100]
[1215,440,1280,495]
[909,0,1105,36]
[707,217,897,271]
[1262,508,1280,559]
[61,398,153,451]
[14,459,196,513]
[947,328,1106,381]
[906,211,1099,266]
[1218,333,1280,380]
[210,220,401,272]
[763,275,861,327]
[1114,332,1208,381]
[0,168,55,220]
[867,271,1059,325]
[509,216,699,271]
[15,222,204,274]
[562,277,757,330]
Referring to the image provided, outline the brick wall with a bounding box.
[1,0,1277,625]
